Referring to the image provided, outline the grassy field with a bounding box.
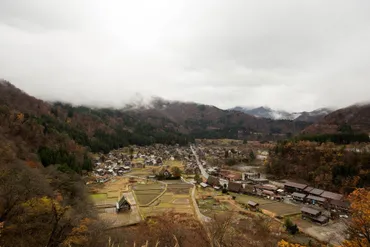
[231,193,301,216]
[260,202,300,216]
[197,187,223,198]
[231,193,273,205]
[90,193,117,206]
[91,193,107,201]
[197,198,231,216]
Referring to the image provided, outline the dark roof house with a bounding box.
[262,190,275,196]
[228,182,242,193]
[306,195,326,203]
[321,191,343,201]
[330,200,350,210]
[304,186,314,193]
[292,192,307,200]
[256,184,277,192]
[309,188,325,196]
[301,207,321,217]
[249,178,269,184]
[284,181,307,191]
[116,195,131,213]
[315,215,329,224]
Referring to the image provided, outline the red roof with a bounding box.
[262,190,275,196]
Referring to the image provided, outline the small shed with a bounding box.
[200,182,209,188]
[277,189,284,194]
[247,200,259,211]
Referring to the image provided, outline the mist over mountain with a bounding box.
[230,106,334,122]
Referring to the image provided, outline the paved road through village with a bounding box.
[190,145,230,187]
[190,145,209,179]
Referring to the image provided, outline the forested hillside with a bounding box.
[0,80,194,246]
[266,141,370,193]
[303,104,370,135]
[128,98,311,140]
[0,80,191,173]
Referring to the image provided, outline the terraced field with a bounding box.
[132,183,166,206]
[139,182,194,216]
[166,183,192,194]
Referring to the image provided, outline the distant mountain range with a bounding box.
[230,106,333,122]
[2,78,369,171]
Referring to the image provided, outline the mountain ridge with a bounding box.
[230,106,333,122]
[303,104,370,134]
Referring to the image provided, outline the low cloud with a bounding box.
[1,0,370,112]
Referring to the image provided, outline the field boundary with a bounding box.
[130,179,168,207]
[136,186,168,207]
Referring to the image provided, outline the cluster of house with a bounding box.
[184,161,201,174]
[197,143,269,162]
[93,152,133,179]
[137,145,201,175]
[200,171,282,200]
[137,145,198,167]
[91,145,197,183]
[301,206,329,225]
[198,171,349,224]
[198,146,252,162]
[284,181,350,213]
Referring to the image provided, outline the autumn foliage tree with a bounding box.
[342,188,370,247]
[170,166,182,178]
[0,162,98,247]
[278,239,306,247]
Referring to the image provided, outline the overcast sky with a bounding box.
[1,0,370,111]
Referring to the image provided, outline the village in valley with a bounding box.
[86,139,350,246]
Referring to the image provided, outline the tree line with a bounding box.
[266,141,370,193]
[295,133,369,144]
